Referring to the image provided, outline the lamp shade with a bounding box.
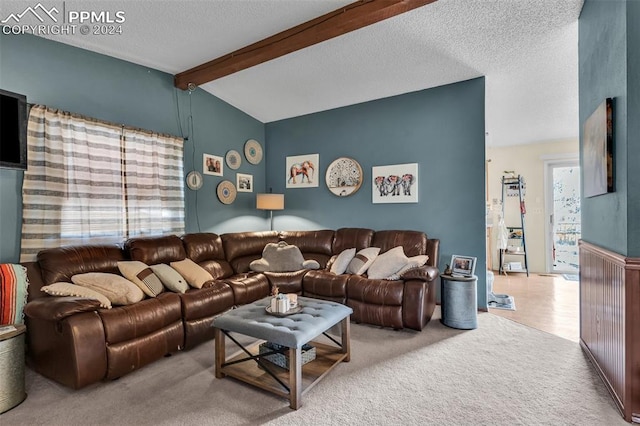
[256,193,284,210]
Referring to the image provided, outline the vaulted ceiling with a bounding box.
[10,0,584,146]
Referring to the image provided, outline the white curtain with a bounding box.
[20,105,184,261]
[122,127,184,238]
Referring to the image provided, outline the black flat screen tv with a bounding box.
[0,89,28,170]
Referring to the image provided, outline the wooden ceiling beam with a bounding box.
[174,0,437,89]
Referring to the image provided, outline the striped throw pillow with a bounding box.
[346,247,381,275]
[117,261,164,297]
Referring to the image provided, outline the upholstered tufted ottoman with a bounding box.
[212,296,352,409]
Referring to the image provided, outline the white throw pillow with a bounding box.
[169,258,213,289]
[118,261,164,297]
[386,255,429,280]
[71,272,144,305]
[41,282,112,309]
[367,246,409,280]
[330,248,357,275]
[346,247,381,275]
[150,264,189,293]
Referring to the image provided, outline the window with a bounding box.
[20,105,184,261]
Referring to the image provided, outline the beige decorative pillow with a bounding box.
[150,264,189,294]
[71,272,144,305]
[118,261,164,297]
[169,258,213,289]
[367,246,409,280]
[346,247,381,275]
[330,248,356,275]
[41,282,112,309]
[386,255,429,280]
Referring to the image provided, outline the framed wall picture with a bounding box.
[203,153,223,177]
[372,163,418,204]
[583,98,613,197]
[286,154,319,188]
[236,173,253,192]
[325,157,363,197]
[450,255,477,277]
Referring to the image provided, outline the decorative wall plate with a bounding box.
[325,157,363,197]
[225,149,242,170]
[185,171,203,190]
[216,180,237,204]
[244,139,263,165]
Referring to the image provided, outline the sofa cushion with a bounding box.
[41,282,112,309]
[330,248,356,275]
[372,230,427,257]
[302,270,349,303]
[224,273,270,305]
[279,230,334,252]
[150,264,189,293]
[117,261,164,297]
[333,228,374,254]
[263,270,307,294]
[346,247,380,275]
[367,246,409,280]
[125,235,186,265]
[37,245,126,285]
[98,292,182,344]
[221,231,279,273]
[71,272,144,305]
[182,233,235,279]
[278,230,334,267]
[182,233,225,262]
[169,258,213,289]
[347,275,404,305]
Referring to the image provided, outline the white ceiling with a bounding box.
[3,0,584,147]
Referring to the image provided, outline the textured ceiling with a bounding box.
[2,0,584,146]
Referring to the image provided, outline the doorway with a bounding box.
[544,159,581,273]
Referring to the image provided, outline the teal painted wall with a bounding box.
[579,0,640,256]
[626,0,640,256]
[0,33,266,263]
[265,78,488,308]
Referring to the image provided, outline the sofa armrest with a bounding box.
[26,311,107,389]
[24,297,102,321]
[401,265,439,282]
[402,279,437,331]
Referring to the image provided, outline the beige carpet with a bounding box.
[2,308,625,425]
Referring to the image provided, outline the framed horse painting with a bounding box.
[286,154,319,188]
[372,163,419,204]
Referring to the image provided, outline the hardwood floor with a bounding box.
[487,271,579,342]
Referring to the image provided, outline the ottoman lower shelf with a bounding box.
[259,342,316,370]
[218,340,348,400]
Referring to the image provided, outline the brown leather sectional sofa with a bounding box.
[22,228,439,389]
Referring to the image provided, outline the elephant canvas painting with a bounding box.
[286,154,319,188]
[372,163,418,204]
